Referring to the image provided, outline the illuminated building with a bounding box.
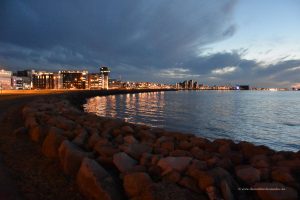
[60,70,88,89]
[15,70,35,89]
[11,76,23,90]
[100,66,110,90]
[88,73,102,89]
[0,69,12,90]
[32,72,55,89]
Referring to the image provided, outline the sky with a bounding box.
[0,0,300,87]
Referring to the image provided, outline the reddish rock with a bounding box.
[236,165,260,185]
[178,140,193,151]
[157,156,192,175]
[209,167,235,187]
[206,186,222,200]
[102,119,123,129]
[190,137,210,149]
[219,144,231,155]
[121,126,135,134]
[96,156,114,168]
[77,158,122,200]
[163,170,181,183]
[111,128,121,137]
[206,156,220,168]
[227,152,243,166]
[190,147,206,160]
[139,130,156,144]
[114,134,124,144]
[253,182,298,200]
[251,154,270,168]
[42,127,66,158]
[178,176,199,193]
[88,132,101,148]
[151,155,162,165]
[121,143,152,160]
[140,153,152,166]
[94,145,120,157]
[25,116,38,129]
[48,116,76,131]
[187,159,208,173]
[29,125,48,143]
[220,179,234,200]
[113,152,137,173]
[198,172,215,191]
[170,149,192,157]
[271,168,295,185]
[72,128,89,147]
[58,140,91,176]
[123,172,153,198]
[276,159,300,170]
[124,135,138,144]
[160,140,175,152]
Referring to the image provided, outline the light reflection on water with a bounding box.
[84,91,300,152]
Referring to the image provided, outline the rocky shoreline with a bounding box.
[17,94,299,200]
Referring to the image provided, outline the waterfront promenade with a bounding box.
[0,89,299,200]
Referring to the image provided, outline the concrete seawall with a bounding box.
[17,91,299,200]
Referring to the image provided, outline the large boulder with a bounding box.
[47,116,76,131]
[24,116,38,129]
[253,182,298,200]
[157,156,192,175]
[77,158,122,200]
[29,125,48,143]
[72,128,89,147]
[58,140,91,176]
[42,127,66,158]
[235,165,260,185]
[123,172,153,198]
[94,145,120,158]
[113,152,137,173]
[120,143,152,160]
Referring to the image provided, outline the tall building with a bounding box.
[32,71,55,89]
[88,73,102,89]
[60,70,88,89]
[188,80,194,89]
[0,69,12,90]
[100,66,110,90]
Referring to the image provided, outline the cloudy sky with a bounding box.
[0,0,300,87]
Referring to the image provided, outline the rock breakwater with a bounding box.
[18,96,299,200]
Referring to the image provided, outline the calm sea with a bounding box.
[84,91,300,152]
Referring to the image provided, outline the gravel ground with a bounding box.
[0,95,84,200]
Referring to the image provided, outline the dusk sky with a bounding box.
[0,0,300,87]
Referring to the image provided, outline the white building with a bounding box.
[0,69,12,90]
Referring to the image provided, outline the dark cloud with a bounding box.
[0,0,298,87]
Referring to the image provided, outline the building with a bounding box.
[0,69,12,90]
[11,76,23,90]
[15,70,35,89]
[88,73,102,89]
[100,66,110,90]
[60,70,88,89]
[32,71,56,89]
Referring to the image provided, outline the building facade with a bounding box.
[60,70,88,89]
[100,66,110,90]
[32,72,55,89]
[0,69,12,90]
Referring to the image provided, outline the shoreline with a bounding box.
[19,92,299,199]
